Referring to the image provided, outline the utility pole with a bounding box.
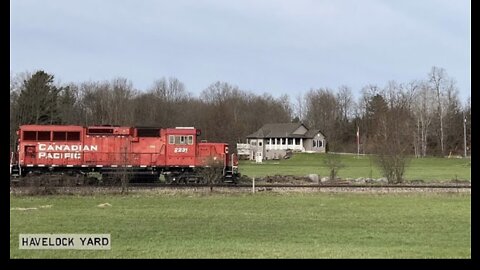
[464,115,467,158]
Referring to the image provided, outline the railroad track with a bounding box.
[10,183,469,189]
[128,183,471,189]
[9,176,470,189]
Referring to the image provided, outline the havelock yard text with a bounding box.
[19,234,110,250]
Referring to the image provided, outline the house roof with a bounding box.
[246,123,325,139]
[304,129,322,138]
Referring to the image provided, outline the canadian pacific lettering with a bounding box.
[37,143,98,159]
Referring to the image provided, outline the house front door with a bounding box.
[255,151,263,163]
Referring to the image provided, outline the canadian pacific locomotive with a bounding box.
[10,125,239,184]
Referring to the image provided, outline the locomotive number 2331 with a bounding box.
[174,147,188,153]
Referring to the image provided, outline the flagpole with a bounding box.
[357,126,360,157]
[464,115,467,158]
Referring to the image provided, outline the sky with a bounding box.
[10,0,471,102]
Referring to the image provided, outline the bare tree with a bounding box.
[429,66,447,156]
[120,145,131,194]
[305,88,339,148]
[336,85,354,122]
[110,77,135,125]
[371,91,413,183]
[198,157,224,192]
[323,153,345,181]
[9,72,31,150]
[58,83,81,124]
[294,92,306,122]
[464,96,471,157]
[412,82,435,157]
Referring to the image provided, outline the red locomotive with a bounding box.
[10,125,239,184]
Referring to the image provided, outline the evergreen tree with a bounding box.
[16,71,61,125]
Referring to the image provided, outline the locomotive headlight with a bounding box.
[225,146,229,154]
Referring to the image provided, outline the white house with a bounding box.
[240,123,326,160]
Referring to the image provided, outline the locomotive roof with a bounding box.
[19,125,200,134]
[19,125,84,131]
[165,128,199,135]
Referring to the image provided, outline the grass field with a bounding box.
[239,153,471,181]
[10,192,470,258]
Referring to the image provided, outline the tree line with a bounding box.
[10,67,470,158]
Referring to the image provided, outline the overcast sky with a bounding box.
[10,0,471,102]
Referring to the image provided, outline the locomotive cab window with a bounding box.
[187,135,193,145]
[169,135,193,145]
[175,136,186,144]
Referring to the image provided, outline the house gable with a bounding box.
[292,125,308,135]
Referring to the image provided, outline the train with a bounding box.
[9,124,239,184]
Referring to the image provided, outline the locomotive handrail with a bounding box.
[10,151,14,175]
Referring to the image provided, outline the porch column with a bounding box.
[300,138,303,151]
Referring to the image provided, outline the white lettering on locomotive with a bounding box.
[36,143,98,159]
[174,147,188,153]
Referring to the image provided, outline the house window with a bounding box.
[169,135,175,144]
[317,140,323,147]
[266,139,270,145]
[313,140,316,147]
[251,140,257,146]
[295,139,301,145]
[288,138,293,145]
[259,141,263,147]
[282,139,287,145]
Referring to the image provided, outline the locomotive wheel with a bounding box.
[197,176,207,184]
[164,174,176,185]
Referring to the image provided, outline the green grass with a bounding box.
[239,153,471,181]
[10,192,470,258]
